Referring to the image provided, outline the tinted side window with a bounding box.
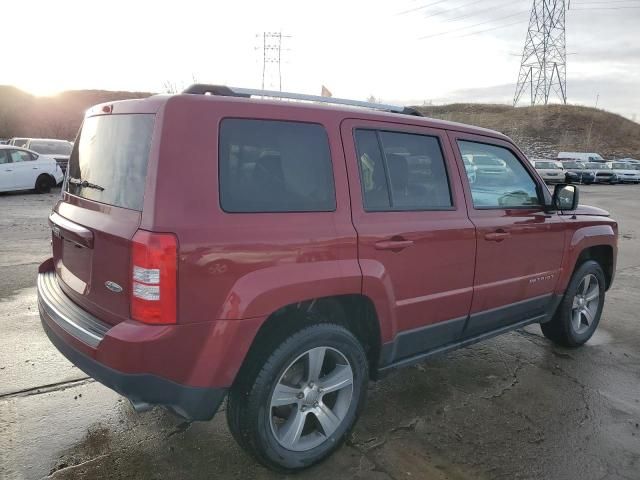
[458,141,539,208]
[0,150,9,164]
[219,119,335,213]
[354,129,452,211]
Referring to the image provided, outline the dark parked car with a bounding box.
[38,86,618,471]
[586,162,618,184]
[561,161,595,184]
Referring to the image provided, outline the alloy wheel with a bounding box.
[269,346,354,452]
[571,273,600,335]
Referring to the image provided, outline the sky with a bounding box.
[3,0,639,120]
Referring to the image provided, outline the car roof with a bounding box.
[0,145,40,155]
[87,91,511,142]
[27,138,72,143]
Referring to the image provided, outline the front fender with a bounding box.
[557,223,617,292]
[218,260,362,319]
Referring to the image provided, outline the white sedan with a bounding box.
[0,145,64,193]
[608,161,640,184]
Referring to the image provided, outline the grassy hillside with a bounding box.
[415,103,640,159]
[0,86,151,140]
[1,86,638,160]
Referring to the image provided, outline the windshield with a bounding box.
[536,162,562,169]
[563,162,583,169]
[586,163,610,170]
[66,114,155,211]
[28,140,72,155]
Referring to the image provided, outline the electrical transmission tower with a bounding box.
[259,32,290,91]
[513,0,567,106]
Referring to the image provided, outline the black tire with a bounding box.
[35,174,53,193]
[541,260,606,347]
[226,323,368,472]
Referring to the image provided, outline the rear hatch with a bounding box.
[51,112,155,326]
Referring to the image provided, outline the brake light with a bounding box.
[131,230,177,325]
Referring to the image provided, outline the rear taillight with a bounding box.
[131,230,177,325]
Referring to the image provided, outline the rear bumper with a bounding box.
[37,267,234,421]
[40,314,226,420]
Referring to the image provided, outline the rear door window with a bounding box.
[66,114,155,211]
[354,129,453,211]
[219,119,336,213]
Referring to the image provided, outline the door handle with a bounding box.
[32,167,39,170]
[374,239,414,251]
[484,230,511,242]
[4,169,12,172]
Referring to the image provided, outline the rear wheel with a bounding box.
[35,174,53,193]
[226,323,368,472]
[541,260,605,347]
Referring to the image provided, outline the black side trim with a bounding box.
[392,316,467,361]
[462,294,553,338]
[41,314,226,421]
[378,314,546,375]
[378,294,562,373]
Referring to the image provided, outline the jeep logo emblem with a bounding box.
[105,281,123,293]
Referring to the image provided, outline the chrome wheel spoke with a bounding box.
[572,308,583,331]
[306,347,326,383]
[585,286,599,303]
[314,402,342,437]
[581,275,591,294]
[271,383,301,407]
[583,307,595,325]
[279,409,307,449]
[318,364,353,394]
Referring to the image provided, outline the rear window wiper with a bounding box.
[68,177,105,191]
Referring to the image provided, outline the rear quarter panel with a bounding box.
[145,96,361,324]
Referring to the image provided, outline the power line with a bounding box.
[455,18,529,39]
[571,0,640,3]
[422,0,488,20]
[570,5,640,9]
[419,10,529,39]
[427,0,523,25]
[397,0,450,16]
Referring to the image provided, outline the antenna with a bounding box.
[513,0,567,106]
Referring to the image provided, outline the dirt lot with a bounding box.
[1,186,639,480]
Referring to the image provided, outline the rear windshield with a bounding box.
[28,140,72,155]
[66,114,154,211]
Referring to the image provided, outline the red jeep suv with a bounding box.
[38,85,617,471]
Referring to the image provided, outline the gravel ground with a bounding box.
[1,185,639,480]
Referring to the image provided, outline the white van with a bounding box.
[557,152,605,162]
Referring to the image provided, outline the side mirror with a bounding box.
[552,183,579,211]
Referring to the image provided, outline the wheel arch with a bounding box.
[236,294,384,384]
[560,223,616,293]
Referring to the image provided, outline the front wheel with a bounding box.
[226,323,369,472]
[541,260,605,347]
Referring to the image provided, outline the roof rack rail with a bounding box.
[182,84,423,117]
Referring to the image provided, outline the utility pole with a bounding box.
[513,0,567,106]
[259,32,290,91]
